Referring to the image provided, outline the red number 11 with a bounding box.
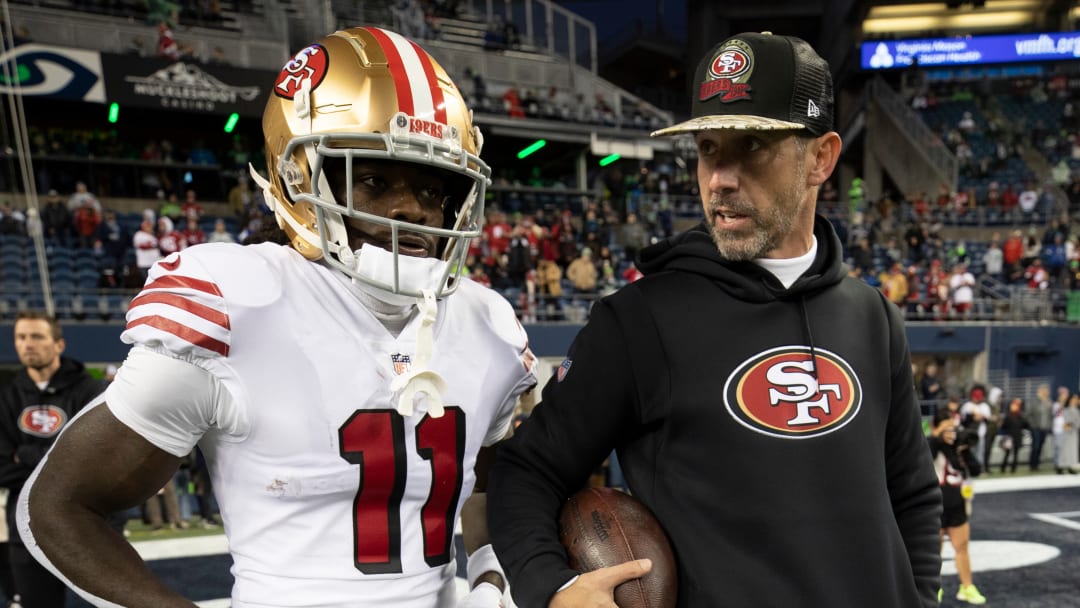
[338,407,465,574]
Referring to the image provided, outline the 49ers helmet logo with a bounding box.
[723,346,861,439]
[274,44,328,99]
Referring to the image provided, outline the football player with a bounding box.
[16,26,535,608]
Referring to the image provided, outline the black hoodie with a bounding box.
[0,356,105,543]
[489,216,942,608]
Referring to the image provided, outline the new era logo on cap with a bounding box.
[651,31,834,138]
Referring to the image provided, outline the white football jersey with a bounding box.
[112,243,536,607]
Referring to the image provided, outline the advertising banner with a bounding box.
[862,31,1080,70]
[0,43,105,102]
[100,53,270,116]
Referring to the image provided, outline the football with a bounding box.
[558,487,677,608]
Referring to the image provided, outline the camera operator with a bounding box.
[930,409,987,605]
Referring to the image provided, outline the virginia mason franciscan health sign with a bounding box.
[862,31,1080,70]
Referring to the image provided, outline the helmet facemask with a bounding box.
[253,27,490,303]
[274,120,488,301]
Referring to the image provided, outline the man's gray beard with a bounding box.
[708,197,800,261]
[707,166,806,261]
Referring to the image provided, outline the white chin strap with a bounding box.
[389,288,447,418]
[345,245,450,418]
[345,243,450,305]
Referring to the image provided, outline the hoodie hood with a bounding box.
[15,356,90,394]
[636,214,847,303]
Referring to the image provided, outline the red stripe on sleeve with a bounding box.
[126,315,230,357]
[365,27,414,117]
[408,39,446,124]
[129,292,230,330]
[144,274,224,298]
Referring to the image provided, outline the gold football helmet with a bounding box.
[252,26,489,298]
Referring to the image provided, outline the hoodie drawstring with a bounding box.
[798,297,820,380]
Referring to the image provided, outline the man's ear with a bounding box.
[806,132,842,188]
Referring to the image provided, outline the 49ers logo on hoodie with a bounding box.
[723,346,861,439]
[18,405,68,438]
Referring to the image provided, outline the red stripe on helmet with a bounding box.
[408,39,446,124]
[364,27,415,118]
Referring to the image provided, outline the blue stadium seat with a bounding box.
[75,269,99,289]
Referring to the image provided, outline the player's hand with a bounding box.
[549,559,652,608]
[459,581,504,608]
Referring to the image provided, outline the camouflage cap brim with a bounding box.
[650,114,806,137]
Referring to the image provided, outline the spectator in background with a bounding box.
[40,190,71,245]
[998,397,1029,474]
[948,262,976,318]
[505,224,533,289]
[65,182,99,214]
[181,189,204,220]
[156,217,186,256]
[1025,258,1049,289]
[206,218,236,244]
[1043,233,1067,285]
[565,246,597,293]
[0,204,24,236]
[904,221,927,264]
[1018,181,1039,218]
[1002,229,1023,268]
[618,212,649,262]
[72,198,101,249]
[920,361,945,412]
[1000,183,1019,214]
[92,209,130,273]
[880,262,908,308]
[982,235,1004,282]
[0,312,110,608]
[1051,386,1073,474]
[535,258,563,319]
[904,265,924,317]
[156,21,179,61]
[1029,384,1054,472]
[143,480,187,532]
[227,178,253,220]
[132,218,160,285]
[1059,392,1080,474]
[181,216,206,247]
[849,236,873,272]
[961,385,993,468]
[158,193,183,224]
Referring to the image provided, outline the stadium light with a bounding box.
[599,153,620,167]
[108,103,119,123]
[517,139,546,159]
[224,113,240,133]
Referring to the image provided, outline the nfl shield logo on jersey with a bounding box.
[390,353,412,375]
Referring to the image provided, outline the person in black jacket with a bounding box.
[998,397,1029,474]
[929,409,986,605]
[488,32,943,608]
[0,312,106,608]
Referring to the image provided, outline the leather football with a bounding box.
[558,487,677,608]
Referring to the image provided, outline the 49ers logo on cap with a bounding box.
[275,44,328,99]
[18,405,68,438]
[701,39,754,103]
[723,346,861,439]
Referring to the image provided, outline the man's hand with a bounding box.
[549,559,652,608]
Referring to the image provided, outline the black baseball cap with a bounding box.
[651,31,834,137]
